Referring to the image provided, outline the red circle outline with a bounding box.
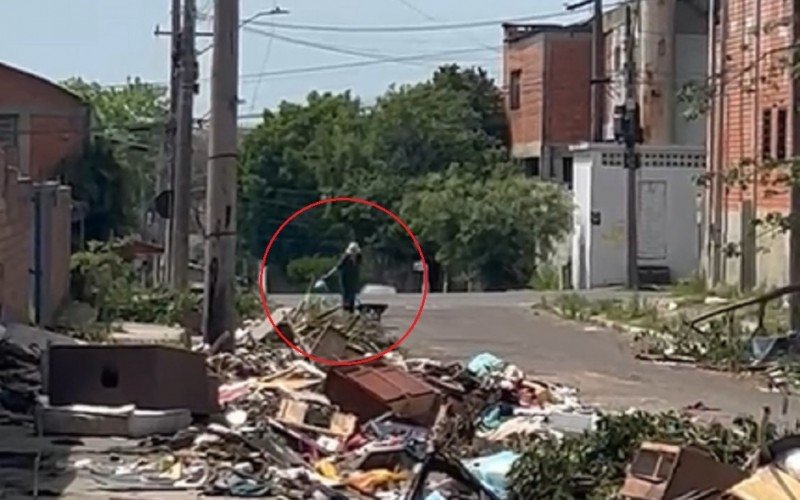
[257,197,429,366]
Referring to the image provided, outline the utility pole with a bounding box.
[204,0,239,349]
[591,0,605,141]
[170,0,197,289]
[623,3,639,289]
[565,0,606,141]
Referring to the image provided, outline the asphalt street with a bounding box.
[270,290,798,422]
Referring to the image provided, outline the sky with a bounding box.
[0,0,590,122]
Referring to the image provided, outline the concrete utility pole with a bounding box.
[204,0,239,348]
[623,3,639,290]
[156,0,182,285]
[171,0,197,289]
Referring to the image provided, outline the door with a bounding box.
[638,180,668,260]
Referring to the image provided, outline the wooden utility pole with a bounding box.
[203,0,239,348]
[170,0,196,289]
[623,3,639,289]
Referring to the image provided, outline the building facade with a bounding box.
[706,0,795,289]
[0,62,78,325]
[603,0,709,146]
[0,62,90,182]
[503,23,592,185]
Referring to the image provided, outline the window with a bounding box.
[562,156,574,189]
[777,108,788,160]
[509,70,522,110]
[0,115,18,147]
[762,109,773,160]
[523,157,540,177]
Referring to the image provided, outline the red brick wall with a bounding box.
[505,36,545,153]
[0,151,32,323]
[504,31,591,156]
[720,0,792,213]
[0,63,88,182]
[544,34,592,144]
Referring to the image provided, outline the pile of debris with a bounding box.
[27,302,598,498]
[0,339,41,423]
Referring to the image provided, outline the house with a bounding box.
[503,2,709,288]
[0,62,90,181]
[502,1,709,184]
[603,0,709,147]
[0,62,79,326]
[704,0,794,290]
[502,22,592,185]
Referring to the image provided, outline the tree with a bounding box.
[61,78,168,240]
[239,91,365,263]
[238,65,566,290]
[401,166,572,289]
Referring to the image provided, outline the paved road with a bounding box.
[271,290,797,421]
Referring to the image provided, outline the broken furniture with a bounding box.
[619,442,747,500]
[726,465,800,499]
[47,344,219,415]
[275,398,357,438]
[324,364,442,427]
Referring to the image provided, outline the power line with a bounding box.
[243,27,425,67]
[238,46,499,80]
[247,9,590,34]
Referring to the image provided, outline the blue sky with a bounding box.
[1,0,588,120]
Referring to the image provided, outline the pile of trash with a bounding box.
[75,303,599,498]
[0,339,41,422]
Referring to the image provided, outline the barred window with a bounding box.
[0,115,18,146]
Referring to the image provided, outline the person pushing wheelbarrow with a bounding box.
[317,241,362,313]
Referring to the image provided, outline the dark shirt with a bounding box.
[337,253,361,293]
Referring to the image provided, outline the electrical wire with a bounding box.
[238,46,499,81]
[247,9,591,34]
[243,27,426,67]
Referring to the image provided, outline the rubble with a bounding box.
[16,300,596,497]
[4,297,800,498]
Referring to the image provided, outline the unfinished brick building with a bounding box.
[502,22,592,186]
[706,0,796,288]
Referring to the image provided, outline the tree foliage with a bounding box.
[239,65,571,290]
[61,78,168,240]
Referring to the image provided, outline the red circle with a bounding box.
[257,197,429,366]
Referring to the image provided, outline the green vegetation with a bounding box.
[508,411,779,499]
[239,65,571,291]
[61,78,168,241]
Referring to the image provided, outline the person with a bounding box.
[322,242,362,313]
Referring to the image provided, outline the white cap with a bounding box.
[346,241,361,255]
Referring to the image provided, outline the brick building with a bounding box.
[502,22,592,185]
[0,62,78,325]
[0,62,90,182]
[706,0,795,289]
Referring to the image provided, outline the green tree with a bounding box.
[61,78,168,240]
[238,65,566,290]
[401,166,572,289]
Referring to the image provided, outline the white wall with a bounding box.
[572,145,703,288]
